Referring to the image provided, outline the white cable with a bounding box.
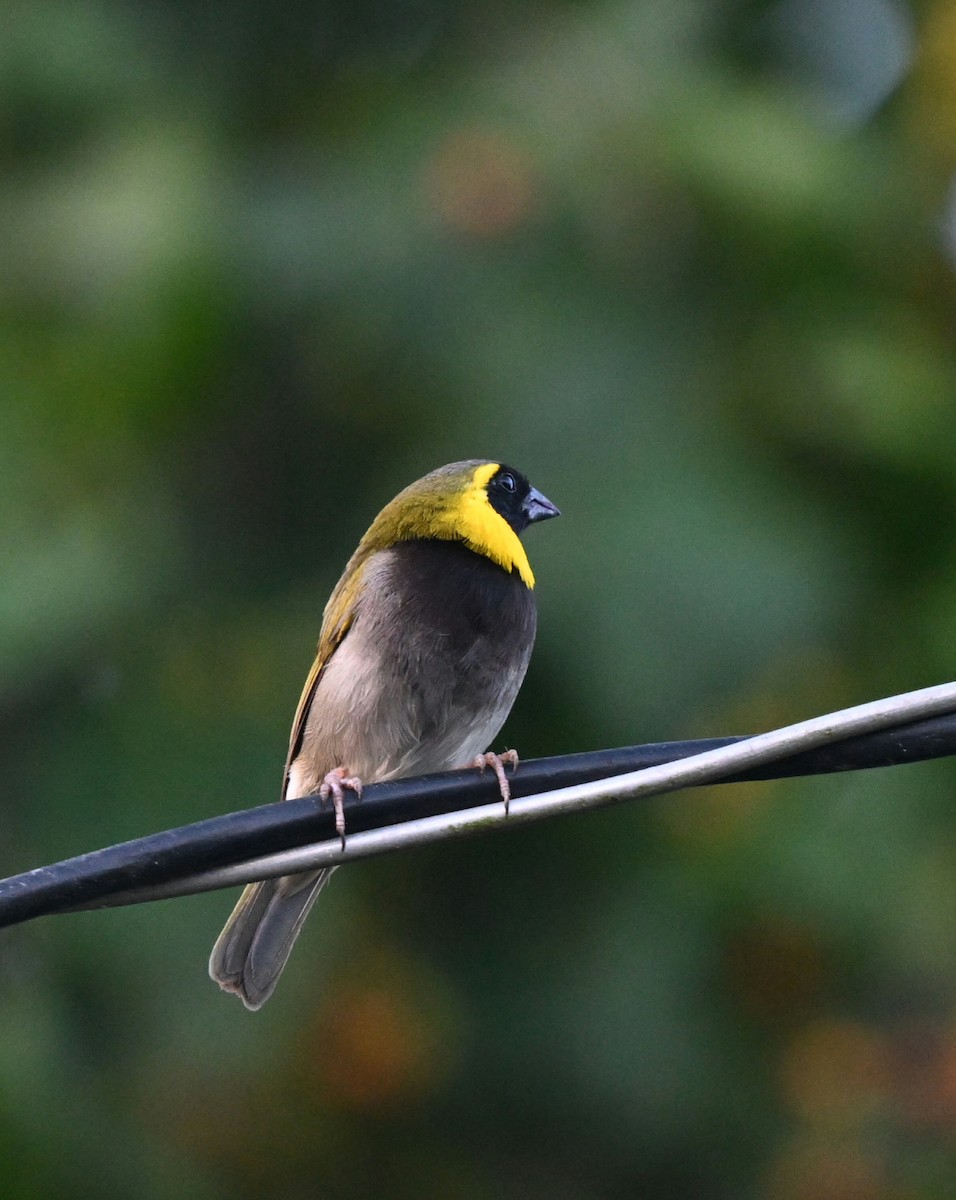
[75,679,956,911]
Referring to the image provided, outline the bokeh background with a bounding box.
[4,0,956,1196]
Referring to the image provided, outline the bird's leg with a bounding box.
[473,749,519,815]
[318,767,363,850]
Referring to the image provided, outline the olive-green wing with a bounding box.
[281,559,367,798]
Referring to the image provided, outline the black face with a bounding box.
[486,464,561,534]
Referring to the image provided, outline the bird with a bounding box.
[209,460,560,1009]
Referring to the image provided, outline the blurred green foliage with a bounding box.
[4,0,956,1196]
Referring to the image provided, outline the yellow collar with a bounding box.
[440,462,535,588]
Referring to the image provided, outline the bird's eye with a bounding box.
[498,472,517,493]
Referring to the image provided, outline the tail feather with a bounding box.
[208,867,336,1010]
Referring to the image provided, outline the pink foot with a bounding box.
[473,749,519,815]
[319,767,363,850]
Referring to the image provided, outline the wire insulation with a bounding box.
[2,687,956,928]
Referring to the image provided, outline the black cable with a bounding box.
[1,712,954,930]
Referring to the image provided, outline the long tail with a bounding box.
[208,867,336,1010]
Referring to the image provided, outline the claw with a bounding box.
[318,767,363,850]
[473,749,519,815]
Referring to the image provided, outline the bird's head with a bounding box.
[363,460,560,588]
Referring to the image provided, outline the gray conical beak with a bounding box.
[524,487,561,525]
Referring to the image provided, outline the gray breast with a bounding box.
[293,539,537,790]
